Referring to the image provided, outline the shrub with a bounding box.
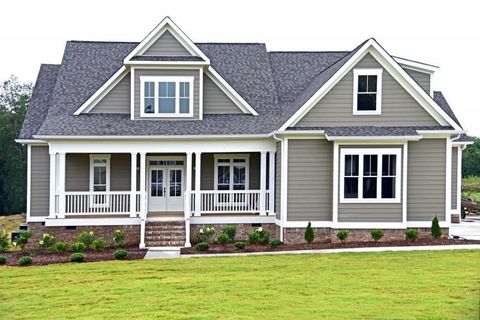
[336,230,349,242]
[70,253,86,263]
[270,239,283,248]
[14,231,32,251]
[217,233,229,245]
[371,229,384,242]
[113,229,124,248]
[91,238,106,252]
[195,242,210,251]
[221,225,236,242]
[114,250,128,260]
[197,226,215,243]
[76,231,96,248]
[38,233,56,251]
[431,216,442,239]
[234,242,247,249]
[247,230,260,244]
[55,242,69,252]
[18,256,32,266]
[405,229,419,242]
[248,227,270,245]
[0,255,6,265]
[304,222,314,244]
[71,241,86,253]
[0,230,10,253]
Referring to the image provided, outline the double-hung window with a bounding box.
[340,148,400,203]
[89,155,111,207]
[140,76,194,117]
[353,69,383,115]
[215,155,249,205]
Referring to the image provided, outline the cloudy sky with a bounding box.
[1,0,479,135]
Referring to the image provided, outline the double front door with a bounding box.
[148,159,184,212]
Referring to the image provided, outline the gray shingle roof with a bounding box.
[433,91,462,128]
[131,56,205,61]
[289,126,453,137]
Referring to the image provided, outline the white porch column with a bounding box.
[259,151,267,215]
[130,152,138,217]
[194,152,202,216]
[139,152,146,217]
[269,151,276,215]
[49,153,57,218]
[185,152,193,247]
[57,152,66,218]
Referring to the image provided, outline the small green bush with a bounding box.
[221,225,236,242]
[0,230,10,253]
[70,253,86,263]
[234,242,247,249]
[76,231,95,248]
[114,250,128,260]
[217,233,229,245]
[14,231,32,251]
[91,238,106,252]
[304,222,314,244]
[38,233,56,251]
[247,231,260,244]
[405,229,419,242]
[112,229,124,248]
[197,226,215,243]
[71,241,86,253]
[248,227,270,245]
[336,230,349,242]
[55,242,69,252]
[270,239,283,248]
[0,255,6,265]
[18,256,32,266]
[431,216,442,239]
[195,242,210,251]
[371,229,384,242]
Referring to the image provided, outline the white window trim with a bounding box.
[89,154,111,192]
[140,76,194,118]
[353,68,383,115]
[213,154,250,191]
[339,148,401,203]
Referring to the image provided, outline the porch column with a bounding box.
[49,153,56,218]
[130,152,138,217]
[185,152,193,247]
[259,151,267,215]
[194,152,202,216]
[139,152,146,217]
[57,152,66,218]
[269,151,276,215]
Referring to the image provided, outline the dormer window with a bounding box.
[140,76,194,117]
[353,69,382,115]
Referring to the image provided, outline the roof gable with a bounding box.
[143,30,192,56]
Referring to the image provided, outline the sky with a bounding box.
[1,0,479,135]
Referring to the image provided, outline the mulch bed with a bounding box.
[181,238,480,255]
[1,245,147,267]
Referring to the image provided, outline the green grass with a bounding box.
[1,250,479,319]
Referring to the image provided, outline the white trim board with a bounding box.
[45,217,141,227]
[190,215,275,224]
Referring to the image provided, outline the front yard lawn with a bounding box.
[1,250,479,319]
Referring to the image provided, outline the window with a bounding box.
[353,69,382,115]
[214,156,249,191]
[89,155,111,207]
[340,148,400,203]
[140,76,194,117]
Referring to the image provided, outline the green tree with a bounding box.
[0,76,32,215]
[463,136,480,177]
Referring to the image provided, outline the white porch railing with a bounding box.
[64,191,141,215]
[188,190,270,214]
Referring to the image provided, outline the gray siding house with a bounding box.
[18,17,471,247]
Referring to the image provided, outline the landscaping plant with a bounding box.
[217,233,229,245]
[13,231,32,251]
[195,242,210,251]
[270,239,283,248]
[55,242,69,252]
[0,255,6,265]
[405,229,419,242]
[18,256,32,266]
[248,227,270,245]
[304,222,314,244]
[221,225,236,242]
[0,229,10,252]
[431,216,442,239]
[197,226,215,243]
[71,241,87,253]
[114,250,128,260]
[91,238,106,252]
[371,229,384,242]
[113,229,124,248]
[38,233,56,251]
[76,231,96,248]
[234,242,247,249]
[70,253,86,263]
[336,230,349,242]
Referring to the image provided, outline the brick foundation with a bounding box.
[451,214,460,224]
[190,223,277,244]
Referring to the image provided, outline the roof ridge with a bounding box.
[269,50,349,54]
[196,42,265,45]
[68,40,139,44]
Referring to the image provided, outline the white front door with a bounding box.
[148,160,184,212]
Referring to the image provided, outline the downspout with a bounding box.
[272,134,284,242]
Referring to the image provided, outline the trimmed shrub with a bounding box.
[217,233,229,245]
[114,250,128,260]
[70,253,86,263]
[405,229,419,242]
[113,229,124,248]
[14,231,32,251]
[0,230,10,253]
[0,255,6,265]
[76,231,95,248]
[91,238,106,252]
[431,216,442,239]
[248,227,270,245]
[55,242,69,252]
[270,239,283,248]
[39,233,56,251]
[195,242,210,251]
[221,225,236,242]
[371,229,384,242]
[304,222,314,244]
[71,241,86,253]
[234,242,247,249]
[336,230,349,242]
[247,230,260,244]
[197,226,215,243]
[18,256,32,266]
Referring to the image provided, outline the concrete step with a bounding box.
[146,225,185,231]
[146,241,185,247]
[145,230,185,235]
[145,235,186,241]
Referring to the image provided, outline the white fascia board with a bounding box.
[190,215,275,224]
[45,217,141,226]
[15,139,47,145]
[272,130,326,136]
[452,141,474,146]
[393,57,439,74]
[125,61,209,66]
[33,133,272,140]
[325,135,421,142]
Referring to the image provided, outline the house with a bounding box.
[17,17,471,248]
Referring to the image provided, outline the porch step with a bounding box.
[145,221,186,248]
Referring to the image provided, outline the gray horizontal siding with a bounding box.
[407,139,446,221]
[203,74,243,114]
[90,73,130,114]
[30,146,50,217]
[143,30,191,56]
[451,147,458,210]
[275,142,282,220]
[287,139,332,221]
[404,68,430,94]
[296,53,440,127]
